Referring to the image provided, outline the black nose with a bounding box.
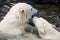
[36,11,40,17]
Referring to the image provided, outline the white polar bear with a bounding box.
[0,3,38,35]
[33,17,60,40]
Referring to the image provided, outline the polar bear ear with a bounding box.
[21,9,24,13]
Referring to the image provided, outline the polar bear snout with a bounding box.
[28,11,39,27]
[28,10,39,26]
[32,11,40,19]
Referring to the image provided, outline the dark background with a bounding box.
[0,0,60,4]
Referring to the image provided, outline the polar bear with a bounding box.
[0,3,38,35]
[33,17,60,40]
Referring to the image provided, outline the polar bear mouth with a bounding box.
[28,19,35,26]
[28,11,40,26]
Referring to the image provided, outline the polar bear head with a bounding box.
[1,3,38,25]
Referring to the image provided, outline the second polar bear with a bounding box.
[33,17,60,40]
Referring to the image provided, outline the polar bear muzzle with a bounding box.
[32,11,40,18]
[28,11,40,26]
